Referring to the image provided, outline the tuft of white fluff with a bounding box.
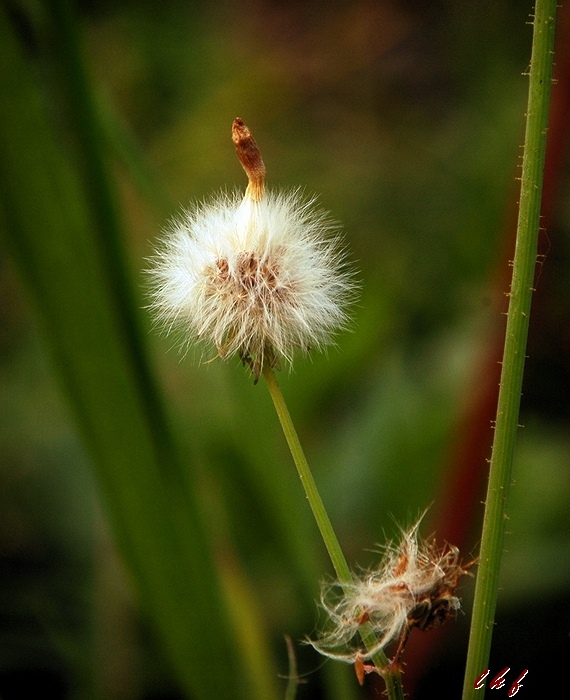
[148,188,355,372]
[309,520,473,665]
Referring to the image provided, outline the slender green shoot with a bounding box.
[263,367,404,700]
[284,636,301,700]
[462,2,557,697]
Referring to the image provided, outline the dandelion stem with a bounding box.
[263,366,350,582]
[461,2,557,697]
[263,367,404,700]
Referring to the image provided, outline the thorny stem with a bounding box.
[462,2,557,698]
[263,366,404,700]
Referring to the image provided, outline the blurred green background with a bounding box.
[1,1,569,698]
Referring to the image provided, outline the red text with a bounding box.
[474,668,528,697]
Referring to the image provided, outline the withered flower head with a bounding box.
[309,518,475,668]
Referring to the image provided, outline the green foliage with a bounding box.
[0,3,239,698]
[1,1,568,698]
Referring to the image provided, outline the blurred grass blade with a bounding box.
[0,5,238,698]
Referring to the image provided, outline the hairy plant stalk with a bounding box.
[263,367,404,700]
[462,2,557,697]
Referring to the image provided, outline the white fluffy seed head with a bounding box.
[147,187,356,374]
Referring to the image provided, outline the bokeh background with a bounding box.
[1,1,569,698]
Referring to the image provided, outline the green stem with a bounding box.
[284,636,300,700]
[462,2,557,698]
[263,367,403,700]
[263,366,351,582]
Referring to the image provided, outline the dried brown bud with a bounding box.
[232,117,266,201]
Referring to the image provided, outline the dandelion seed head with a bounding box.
[147,120,356,376]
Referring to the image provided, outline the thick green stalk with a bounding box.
[263,367,404,700]
[462,2,557,697]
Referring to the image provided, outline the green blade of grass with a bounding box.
[0,6,238,698]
